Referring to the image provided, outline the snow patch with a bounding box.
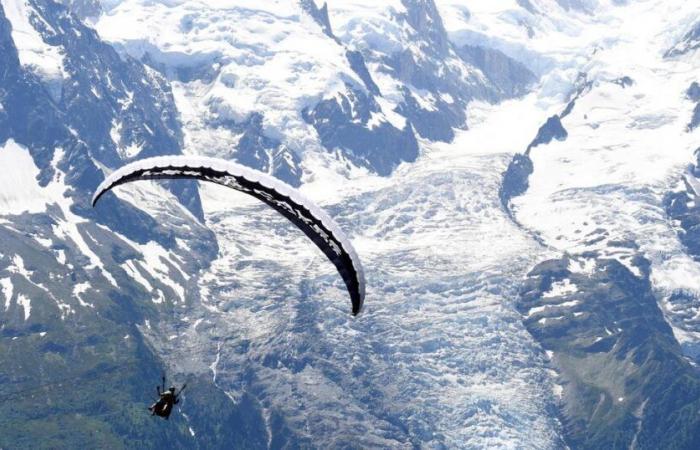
[72,282,94,308]
[0,140,52,215]
[527,300,580,318]
[138,241,186,302]
[121,260,154,292]
[552,383,563,399]
[542,278,578,298]
[9,254,32,280]
[210,342,222,384]
[569,258,597,275]
[1,278,14,310]
[1,0,66,82]
[95,0,359,163]
[16,293,31,320]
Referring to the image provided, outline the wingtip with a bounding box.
[352,302,363,316]
[92,178,112,208]
[91,190,102,208]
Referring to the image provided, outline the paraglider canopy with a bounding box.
[92,156,365,315]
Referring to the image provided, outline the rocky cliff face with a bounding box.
[0,0,249,446]
[519,254,700,448]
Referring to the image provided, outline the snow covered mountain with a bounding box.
[93,0,533,186]
[1,0,699,448]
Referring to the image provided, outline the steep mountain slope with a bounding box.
[0,0,264,446]
[476,0,700,447]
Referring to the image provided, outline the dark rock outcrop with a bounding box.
[518,254,700,449]
[499,153,534,209]
[457,45,537,99]
[665,20,700,57]
[303,84,419,175]
[527,115,568,151]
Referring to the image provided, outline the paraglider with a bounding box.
[92,156,365,315]
[149,376,186,420]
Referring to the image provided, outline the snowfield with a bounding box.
[0,140,52,215]
[2,0,66,82]
[95,0,369,178]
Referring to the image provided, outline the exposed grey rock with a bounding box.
[517,0,539,14]
[402,0,450,56]
[613,76,634,88]
[500,153,534,209]
[687,82,700,131]
[303,84,419,175]
[457,45,537,99]
[0,2,258,447]
[209,112,303,186]
[690,103,700,131]
[518,253,700,449]
[527,115,567,151]
[299,0,335,41]
[665,166,700,259]
[55,0,101,19]
[306,0,534,178]
[12,0,204,220]
[556,0,595,13]
[395,84,462,141]
[346,49,381,96]
[665,20,700,57]
[687,82,700,102]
